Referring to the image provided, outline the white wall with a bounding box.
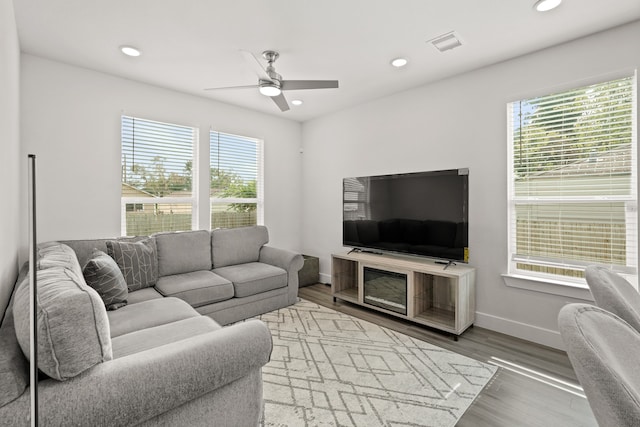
[20,54,303,254]
[0,0,21,320]
[301,21,640,349]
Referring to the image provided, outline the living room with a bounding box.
[2,1,640,426]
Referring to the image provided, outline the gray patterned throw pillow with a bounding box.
[106,238,158,291]
[82,250,128,310]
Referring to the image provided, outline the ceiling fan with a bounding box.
[204,50,339,112]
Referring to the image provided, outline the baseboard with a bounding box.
[475,311,565,351]
[319,272,331,284]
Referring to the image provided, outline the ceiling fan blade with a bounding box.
[281,80,339,90]
[271,93,290,112]
[204,84,258,91]
[240,50,272,82]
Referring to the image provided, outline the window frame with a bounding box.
[506,73,638,288]
[209,130,264,229]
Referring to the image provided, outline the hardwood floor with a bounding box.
[298,283,597,427]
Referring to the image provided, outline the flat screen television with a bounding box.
[343,168,469,263]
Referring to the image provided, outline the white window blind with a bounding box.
[210,131,263,229]
[121,116,196,236]
[507,74,637,281]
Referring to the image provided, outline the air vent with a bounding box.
[427,31,463,52]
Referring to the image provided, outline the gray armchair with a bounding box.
[558,303,640,427]
[585,265,640,331]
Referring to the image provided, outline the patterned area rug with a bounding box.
[255,299,497,427]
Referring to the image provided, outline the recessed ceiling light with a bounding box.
[120,46,141,57]
[291,99,303,106]
[391,58,408,68]
[534,0,562,12]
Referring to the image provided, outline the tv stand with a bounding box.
[331,252,475,339]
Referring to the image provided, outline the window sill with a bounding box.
[501,273,594,301]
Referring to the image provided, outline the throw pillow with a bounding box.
[83,249,128,310]
[106,238,158,291]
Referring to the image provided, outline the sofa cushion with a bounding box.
[155,271,234,308]
[154,230,212,277]
[106,238,158,291]
[38,241,85,281]
[127,287,164,304]
[213,262,287,298]
[111,316,221,359]
[13,262,112,381]
[82,250,128,310]
[211,226,269,268]
[107,297,200,338]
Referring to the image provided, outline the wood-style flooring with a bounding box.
[298,283,597,427]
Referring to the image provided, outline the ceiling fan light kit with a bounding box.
[259,81,281,97]
[204,50,339,112]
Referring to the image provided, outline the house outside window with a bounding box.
[507,73,637,285]
[121,116,197,236]
[210,131,263,229]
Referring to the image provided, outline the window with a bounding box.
[210,131,263,229]
[507,74,637,283]
[121,116,197,236]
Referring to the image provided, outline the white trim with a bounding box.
[502,273,594,301]
[475,310,565,350]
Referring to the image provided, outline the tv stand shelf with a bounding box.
[331,252,476,339]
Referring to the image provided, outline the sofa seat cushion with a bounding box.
[154,230,212,277]
[111,316,221,359]
[13,244,113,381]
[213,262,287,298]
[127,287,164,305]
[107,297,200,338]
[155,271,234,308]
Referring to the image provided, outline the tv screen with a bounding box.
[343,168,469,262]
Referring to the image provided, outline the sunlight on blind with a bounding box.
[210,131,263,229]
[121,116,196,236]
[508,75,637,280]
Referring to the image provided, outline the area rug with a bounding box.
[254,299,497,427]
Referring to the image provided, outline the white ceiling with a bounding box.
[13,0,640,122]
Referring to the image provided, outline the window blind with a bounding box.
[121,116,196,235]
[210,131,263,229]
[508,75,637,280]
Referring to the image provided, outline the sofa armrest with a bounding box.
[259,246,304,304]
[0,320,272,427]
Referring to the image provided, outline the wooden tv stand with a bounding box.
[331,251,476,339]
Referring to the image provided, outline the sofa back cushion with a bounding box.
[211,226,269,268]
[154,230,212,277]
[13,243,113,381]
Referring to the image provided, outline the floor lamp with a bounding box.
[28,154,38,426]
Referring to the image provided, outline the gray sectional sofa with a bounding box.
[0,225,304,426]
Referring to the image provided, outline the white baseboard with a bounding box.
[319,272,331,284]
[475,311,565,351]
